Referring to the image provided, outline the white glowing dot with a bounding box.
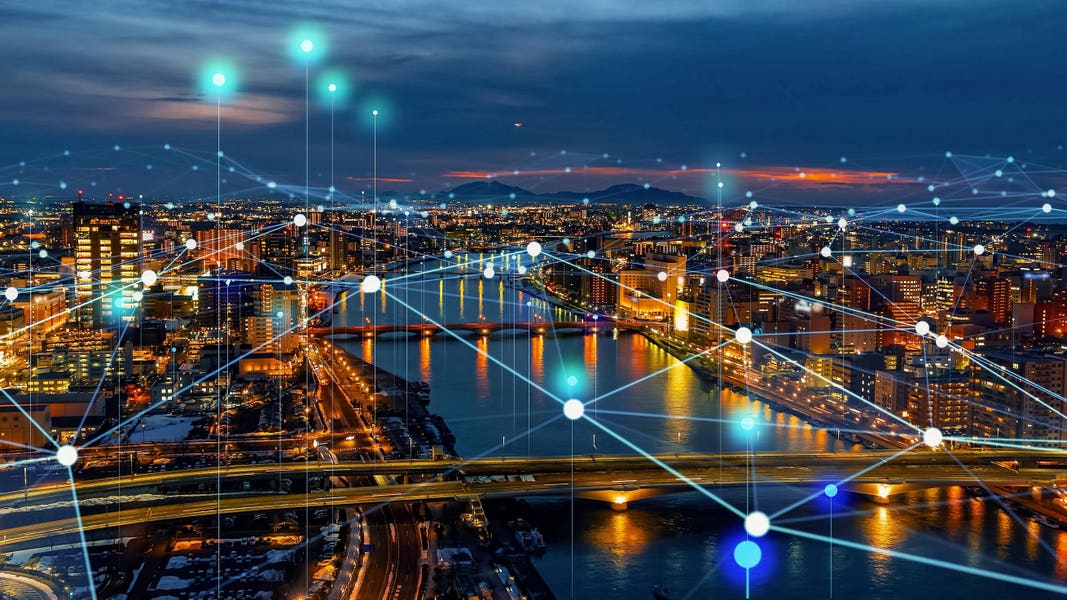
[734,223,744,232]
[838,217,847,229]
[1049,189,1057,198]
[372,109,379,116]
[656,271,668,282]
[56,445,78,467]
[923,427,943,448]
[1043,203,1053,213]
[517,265,527,275]
[526,241,542,257]
[141,270,158,286]
[294,213,307,227]
[132,291,143,302]
[328,83,337,93]
[820,246,832,258]
[444,250,453,259]
[361,275,381,294]
[283,276,293,285]
[897,203,906,213]
[973,244,985,256]
[935,334,948,348]
[563,399,584,421]
[212,72,226,87]
[300,39,314,53]
[185,239,197,250]
[949,216,959,225]
[914,320,931,336]
[235,242,245,251]
[744,511,770,538]
[748,200,758,209]
[3,287,17,301]
[716,269,729,283]
[38,249,47,258]
[586,250,595,258]
[735,327,752,345]
[483,265,495,279]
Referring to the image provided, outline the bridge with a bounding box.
[305,320,667,338]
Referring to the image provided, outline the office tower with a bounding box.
[73,201,141,328]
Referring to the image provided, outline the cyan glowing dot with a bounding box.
[748,200,757,209]
[30,241,38,250]
[677,215,686,223]
[735,327,752,345]
[656,271,668,282]
[1043,203,1053,213]
[276,310,284,318]
[389,199,398,210]
[444,250,453,259]
[283,276,293,285]
[56,445,78,467]
[928,184,936,192]
[212,72,226,87]
[945,151,952,158]
[994,169,1002,177]
[185,238,197,250]
[123,202,130,209]
[114,144,121,151]
[11,179,18,185]
[935,334,949,348]
[1049,189,1057,197]
[716,269,729,283]
[267,181,277,189]
[562,238,571,245]
[740,416,755,431]
[294,213,308,227]
[509,193,516,199]
[567,375,578,387]
[824,483,839,498]
[38,249,47,258]
[923,427,943,448]
[897,203,906,213]
[933,197,941,206]
[1007,156,1014,163]
[164,143,171,150]
[847,208,855,216]
[973,244,985,256]
[744,511,770,537]
[820,246,832,258]
[582,198,590,204]
[59,181,67,190]
[3,287,17,301]
[192,165,199,171]
[300,39,314,53]
[563,399,584,421]
[914,320,930,336]
[949,216,959,225]
[733,540,761,569]
[206,212,216,221]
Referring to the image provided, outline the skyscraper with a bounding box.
[73,201,141,328]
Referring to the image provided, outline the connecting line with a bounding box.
[945,437,1067,451]
[382,290,564,403]
[0,456,53,470]
[751,339,921,433]
[74,318,132,440]
[769,442,922,520]
[67,467,99,600]
[771,523,1067,595]
[944,447,1064,565]
[585,341,728,406]
[581,414,745,518]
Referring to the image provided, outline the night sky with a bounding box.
[1,0,1065,203]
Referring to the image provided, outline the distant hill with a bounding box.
[442,181,704,205]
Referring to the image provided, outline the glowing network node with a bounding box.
[933,197,941,206]
[567,375,579,387]
[361,275,381,294]
[973,244,985,256]
[38,249,47,258]
[897,203,906,213]
[517,265,527,275]
[735,326,753,345]
[748,200,757,209]
[3,287,17,301]
[586,250,595,258]
[1050,189,1057,198]
[740,416,755,431]
[483,265,495,279]
[563,399,584,421]
[372,109,379,116]
[744,511,771,537]
[294,213,308,227]
[185,239,197,250]
[444,250,453,259]
[734,223,744,232]
[300,39,314,53]
[141,270,158,286]
[132,291,143,302]
[733,540,761,569]
[328,82,337,93]
[235,242,245,251]
[56,445,78,467]
[716,269,730,283]
[1044,203,1054,213]
[656,271,668,282]
[923,427,944,448]
[212,72,226,87]
[283,276,294,285]
[838,217,847,229]
[820,246,832,258]
[949,216,959,225]
[824,483,839,498]
[914,320,931,336]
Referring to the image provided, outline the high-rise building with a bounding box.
[73,201,141,328]
[973,278,1012,328]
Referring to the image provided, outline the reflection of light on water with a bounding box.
[583,510,652,572]
[419,337,431,383]
[458,277,465,317]
[861,505,906,581]
[475,336,489,399]
[996,509,1012,560]
[1055,531,1067,580]
[362,337,373,363]
[1026,518,1040,561]
[946,486,963,538]
[663,356,693,446]
[530,334,544,383]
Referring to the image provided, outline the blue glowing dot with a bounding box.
[448,193,455,199]
[740,416,755,431]
[228,166,235,173]
[680,164,688,171]
[123,202,131,209]
[567,375,578,387]
[994,169,1003,177]
[114,144,121,151]
[745,191,753,198]
[267,181,276,189]
[192,165,199,171]
[59,181,67,190]
[63,149,70,156]
[217,151,224,158]
[733,540,761,569]
[582,197,590,204]
[509,193,516,199]
[824,483,839,498]
[439,203,447,209]
[643,183,651,190]
[840,156,847,163]
[164,143,171,150]
[146,164,153,170]
[945,151,952,158]
[18,161,24,167]
[1007,156,1014,163]
[928,184,935,192]
[562,237,571,245]
[11,179,18,186]
[740,151,747,158]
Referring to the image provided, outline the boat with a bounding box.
[1035,514,1062,529]
[652,584,673,600]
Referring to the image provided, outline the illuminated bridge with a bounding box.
[305,320,667,338]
